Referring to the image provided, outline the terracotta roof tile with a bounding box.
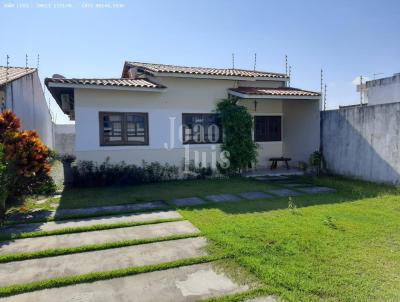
[229,87,320,97]
[45,77,166,89]
[0,66,36,86]
[126,61,288,79]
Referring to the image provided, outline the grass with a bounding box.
[178,176,400,302]
[0,218,183,241]
[0,233,201,263]
[3,176,399,301]
[0,255,225,297]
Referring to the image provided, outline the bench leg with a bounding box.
[285,160,290,170]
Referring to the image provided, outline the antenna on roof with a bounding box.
[360,75,363,105]
[320,68,323,93]
[288,65,292,87]
[25,54,28,71]
[285,55,288,75]
[6,55,10,83]
[373,72,383,80]
[36,54,40,69]
[320,69,324,110]
[232,53,235,69]
[253,53,257,71]
[324,84,327,111]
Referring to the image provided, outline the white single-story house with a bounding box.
[1,66,54,147]
[45,61,320,171]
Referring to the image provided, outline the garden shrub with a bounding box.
[183,160,215,180]
[216,99,258,174]
[0,110,55,204]
[71,158,180,187]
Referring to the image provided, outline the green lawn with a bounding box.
[8,176,400,301]
[179,177,400,302]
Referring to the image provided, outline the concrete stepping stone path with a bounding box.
[0,237,208,287]
[269,188,302,197]
[239,192,272,200]
[245,296,278,302]
[1,210,181,235]
[0,220,199,255]
[298,186,336,194]
[6,201,169,222]
[1,262,249,302]
[206,194,241,203]
[282,183,310,188]
[172,197,206,206]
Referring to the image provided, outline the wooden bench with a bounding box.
[269,157,291,170]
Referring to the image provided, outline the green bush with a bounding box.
[71,159,180,187]
[216,99,258,174]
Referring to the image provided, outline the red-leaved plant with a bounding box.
[0,110,53,205]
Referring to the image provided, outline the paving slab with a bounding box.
[298,186,336,194]
[239,192,273,200]
[269,189,302,197]
[254,176,288,182]
[206,194,241,203]
[245,296,278,302]
[282,183,310,188]
[0,262,248,302]
[0,237,208,286]
[6,201,169,222]
[172,197,206,207]
[1,210,181,235]
[0,220,198,255]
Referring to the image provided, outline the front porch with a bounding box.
[228,86,321,169]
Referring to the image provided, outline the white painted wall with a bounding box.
[54,123,75,155]
[282,99,320,164]
[366,73,400,105]
[4,71,54,147]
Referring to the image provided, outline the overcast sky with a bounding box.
[1,0,399,123]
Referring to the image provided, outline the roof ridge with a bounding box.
[126,61,287,76]
[0,66,37,70]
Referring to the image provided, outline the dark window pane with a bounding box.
[102,113,123,143]
[182,113,222,144]
[100,112,148,146]
[254,116,281,142]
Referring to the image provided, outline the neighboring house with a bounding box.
[0,66,54,147]
[357,73,400,106]
[45,61,320,170]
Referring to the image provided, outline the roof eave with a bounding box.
[228,90,320,100]
[46,82,167,92]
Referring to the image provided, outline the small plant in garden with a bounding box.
[288,197,298,214]
[309,150,323,175]
[183,160,214,179]
[216,99,258,174]
[323,215,338,229]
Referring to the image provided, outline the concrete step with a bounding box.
[0,220,198,255]
[6,201,169,223]
[1,210,181,235]
[0,237,208,287]
[1,262,248,302]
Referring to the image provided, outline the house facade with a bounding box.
[45,62,320,170]
[0,66,54,147]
